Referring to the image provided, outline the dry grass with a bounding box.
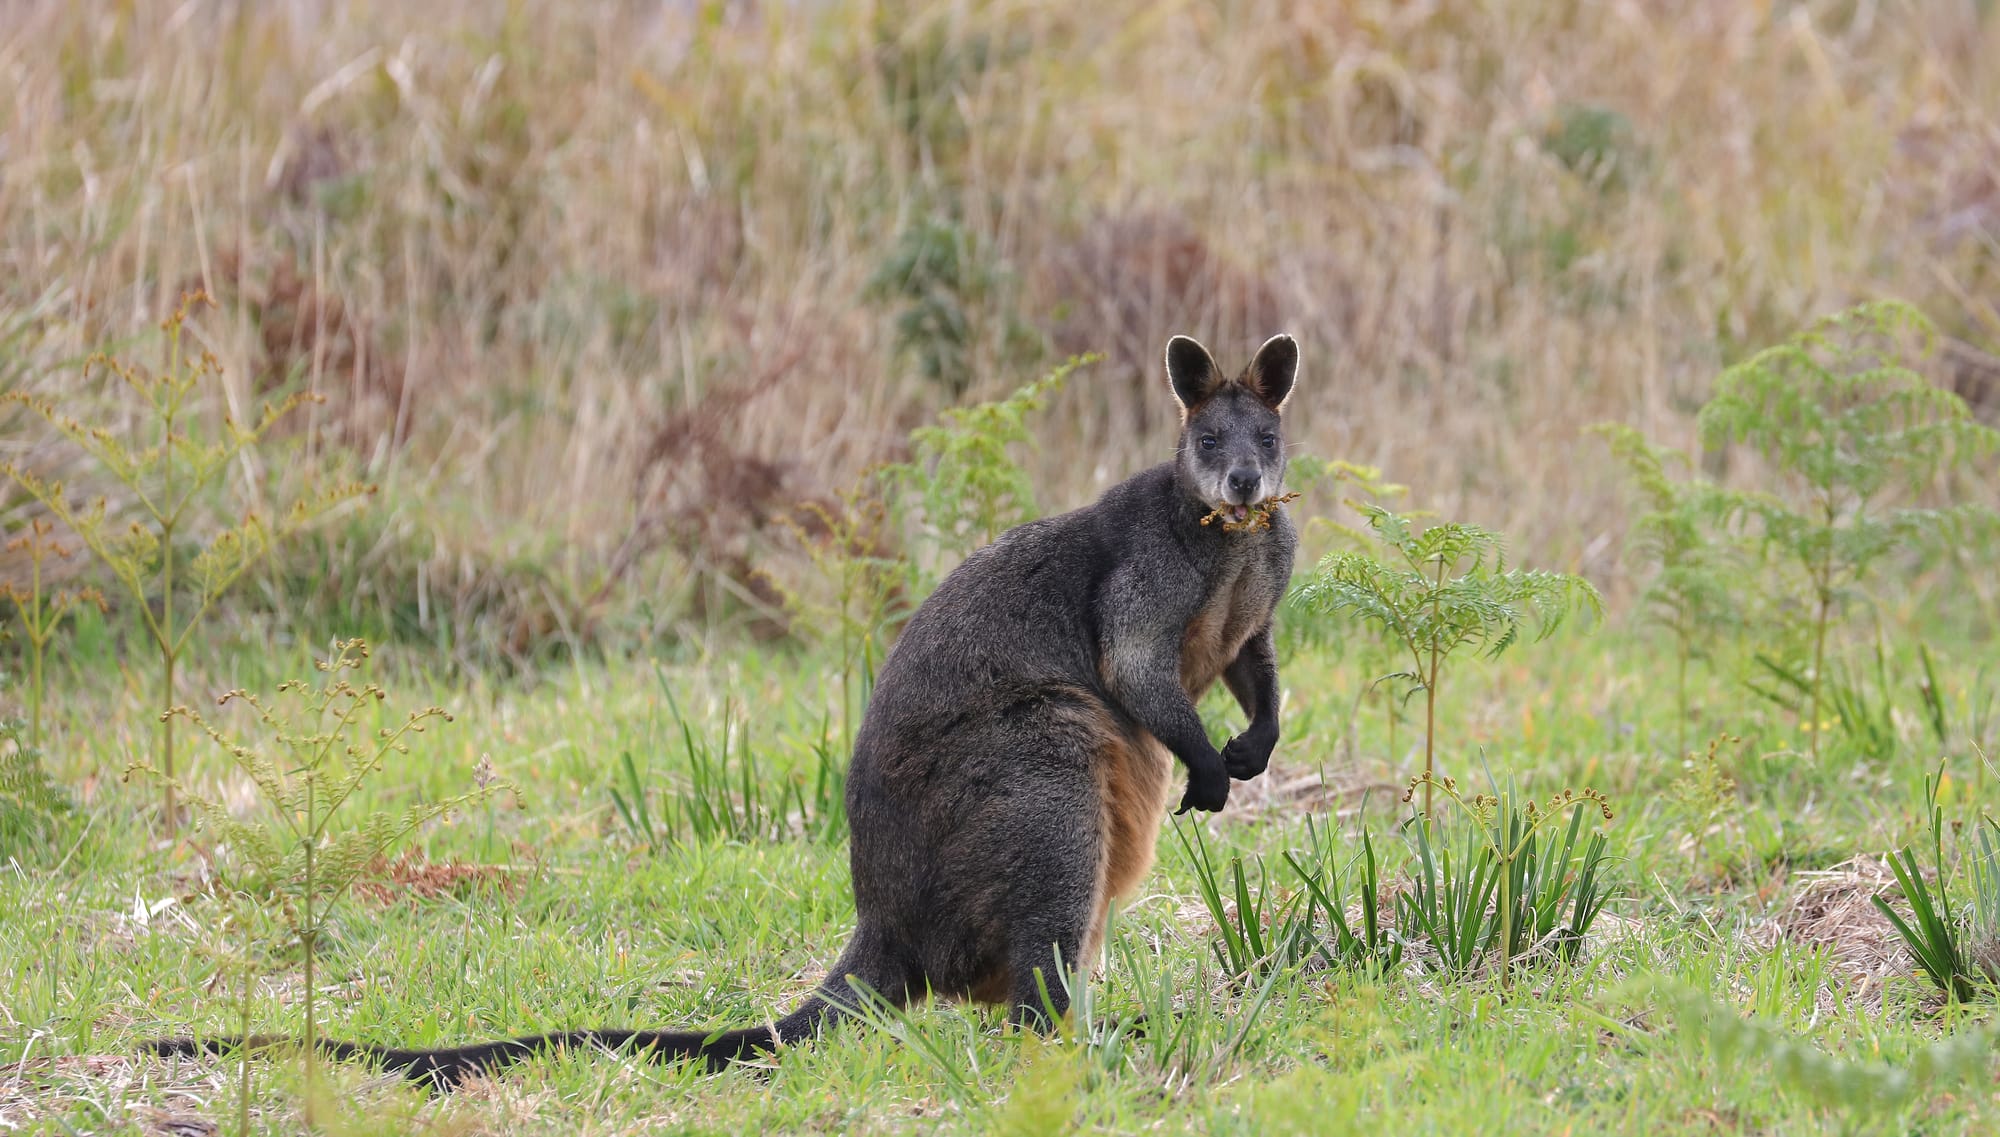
[1754,855,1909,1009]
[3,0,1998,642]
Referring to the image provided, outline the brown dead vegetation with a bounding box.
[1754,856,1908,1009]
[2,0,1998,653]
[205,248,409,451]
[350,851,519,907]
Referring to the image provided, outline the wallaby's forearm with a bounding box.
[1103,638,1230,811]
[1134,685,1223,772]
[1219,626,1281,780]
[1104,640,1220,761]
[1222,625,1279,730]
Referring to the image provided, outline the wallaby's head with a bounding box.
[1165,333,1297,526]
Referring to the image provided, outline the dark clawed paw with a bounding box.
[1221,732,1275,780]
[1177,767,1230,814]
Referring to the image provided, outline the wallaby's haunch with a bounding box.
[147,333,1301,1086]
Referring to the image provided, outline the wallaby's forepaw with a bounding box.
[1221,731,1276,781]
[1175,763,1230,814]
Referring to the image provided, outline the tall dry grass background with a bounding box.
[3,0,1998,658]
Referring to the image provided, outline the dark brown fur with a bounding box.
[145,334,1301,1086]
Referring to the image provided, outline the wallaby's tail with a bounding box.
[144,993,839,1088]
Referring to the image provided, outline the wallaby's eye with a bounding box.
[1260,433,1278,450]
[1199,435,1218,451]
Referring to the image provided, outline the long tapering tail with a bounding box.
[144,993,838,1088]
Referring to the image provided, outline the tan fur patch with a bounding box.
[1179,574,1259,698]
[1086,730,1174,959]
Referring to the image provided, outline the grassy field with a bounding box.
[3,598,1999,1133]
[5,0,2000,1134]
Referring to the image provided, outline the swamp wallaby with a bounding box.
[147,332,1301,1086]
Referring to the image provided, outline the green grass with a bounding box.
[4,612,1996,1134]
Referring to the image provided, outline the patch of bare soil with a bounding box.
[1221,758,1403,824]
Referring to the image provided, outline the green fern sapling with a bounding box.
[879,352,1096,555]
[1669,734,1743,879]
[131,638,502,1124]
[0,694,70,856]
[2,294,372,832]
[1274,457,1411,761]
[1593,424,1739,758]
[1291,504,1602,813]
[1,518,107,746]
[1697,301,2000,759]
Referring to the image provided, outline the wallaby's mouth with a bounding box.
[1199,492,1298,534]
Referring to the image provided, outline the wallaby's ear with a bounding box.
[1166,335,1223,411]
[1242,333,1298,410]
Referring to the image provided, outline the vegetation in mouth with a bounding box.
[1200,492,1301,533]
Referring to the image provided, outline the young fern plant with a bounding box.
[1592,424,1739,758]
[129,638,501,1125]
[0,695,71,857]
[1697,300,2000,760]
[879,352,1099,557]
[1291,505,1602,813]
[1,294,372,833]
[1,518,106,746]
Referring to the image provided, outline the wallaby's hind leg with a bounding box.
[815,926,920,1023]
[999,780,1102,1030]
[1006,924,1087,1030]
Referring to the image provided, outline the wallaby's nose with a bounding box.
[1226,469,1261,500]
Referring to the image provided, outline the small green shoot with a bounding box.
[1292,504,1602,811]
[1873,764,1998,1000]
[1281,820,1404,977]
[1175,819,1304,981]
[128,638,501,1124]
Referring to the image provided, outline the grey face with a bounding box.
[1180,388,1285,518]
[1165,334,1298,526]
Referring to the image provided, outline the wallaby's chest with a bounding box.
[1177,541,1287,697]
